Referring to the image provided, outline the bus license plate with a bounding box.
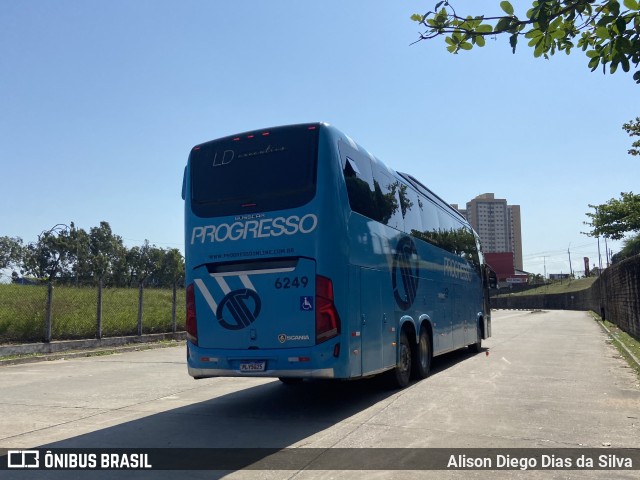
[240,361,266,372]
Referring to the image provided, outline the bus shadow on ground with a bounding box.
[429,345,487,376]
[44,346,481,448]
[21,347,481,478]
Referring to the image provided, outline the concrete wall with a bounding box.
[491,254,640,340]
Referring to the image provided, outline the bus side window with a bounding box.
[371,164,403,230]
[436,209,459,255]
[339,140,377,219]
[460,226,481,271]
[401,186,422,236]
[475,234,485,266]
[417,197,440,245]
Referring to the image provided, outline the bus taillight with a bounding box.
[186,283,198,346]
[315,275,340,343]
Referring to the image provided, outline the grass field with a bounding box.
[0,284,185,343]
[598,316,640,379]
[496,277,597,297]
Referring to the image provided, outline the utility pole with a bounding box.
[543,256,547,280]
[597,237,602,272]
[568,243,573,278]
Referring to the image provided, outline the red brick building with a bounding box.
[485,252,528,286]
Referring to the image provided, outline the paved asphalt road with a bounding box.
[1,310,639,479]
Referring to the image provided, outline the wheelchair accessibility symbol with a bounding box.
[300,296,314,311]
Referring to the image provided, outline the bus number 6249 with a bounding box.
[274,276,309,289]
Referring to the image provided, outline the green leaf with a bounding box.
[476,24,493,33]
[621,56,630,72]
[534,44,544,57]
[500,1,514,15]
[623,0,639,10]
[509,33,518,53]
[551,28,566,40]
[475,35,486,47]
[596,15,613,28]
[596,26,610,39]
[459,42,473,50]
[435,13,448,25]
[495,17,511,32]
[618,37,633,53]
[525,29,542,39]
[615,17,627,34]
[610,1,621,16]
[410,14,423,22]
[446,45,457,53]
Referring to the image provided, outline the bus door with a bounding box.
[434,283,453,353]
[350,266,397,376]
[359,267,384,375]
[451,285,466,349]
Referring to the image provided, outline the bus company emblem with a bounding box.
[278,333,310,343]
[216,289,262,330]
[392,236,419,311]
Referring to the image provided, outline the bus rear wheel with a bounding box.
[383,331,412,389]
[412,327,431,379]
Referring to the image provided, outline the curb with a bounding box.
[596,319,640,371]
[0,332,186,366]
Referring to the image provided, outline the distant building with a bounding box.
[549,273,571,280]
[484,252,528,286]
[456,193,524,286]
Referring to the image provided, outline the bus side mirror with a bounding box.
[484,265,497,289]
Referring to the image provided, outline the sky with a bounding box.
[1,0,639,278]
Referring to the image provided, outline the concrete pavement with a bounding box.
[0,310,639,479]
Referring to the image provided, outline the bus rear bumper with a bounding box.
[188,366,335,379]
[186,341,338,379]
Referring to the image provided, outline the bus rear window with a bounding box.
[190,124,319,217]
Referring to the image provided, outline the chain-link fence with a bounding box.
[0,282,185,344]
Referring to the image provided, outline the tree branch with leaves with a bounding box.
[412,0,640,82]
[585,191,640,239]
[623,117,640,154]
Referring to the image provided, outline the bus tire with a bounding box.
[278,377,303,385]
[412,327,431,379]
[383,330,412,389]
[469,320,482,353]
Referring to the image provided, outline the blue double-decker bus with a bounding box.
[182,123,492,388]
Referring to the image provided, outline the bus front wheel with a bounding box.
[469,320,482,353]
